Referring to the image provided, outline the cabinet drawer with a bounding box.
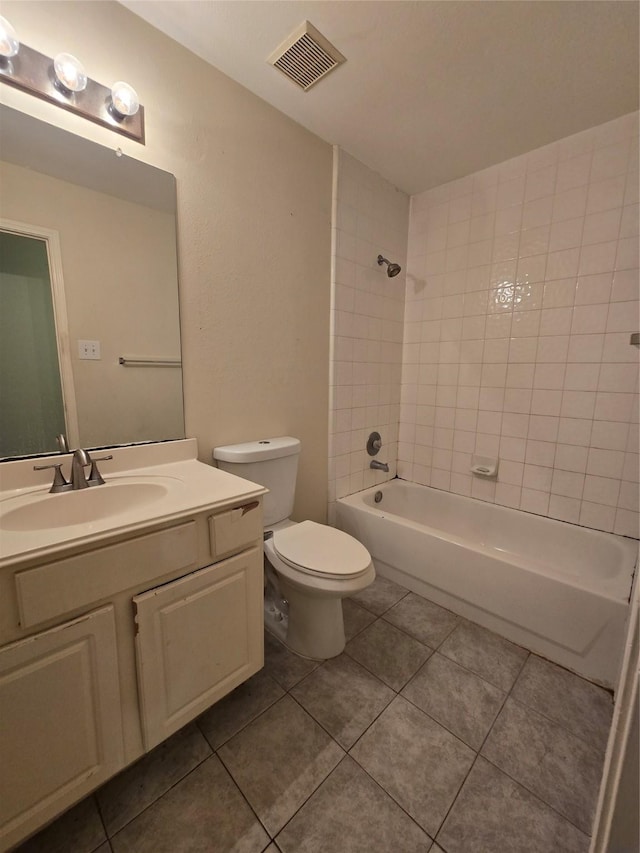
[15,522,197,629]
[209,500,262,559]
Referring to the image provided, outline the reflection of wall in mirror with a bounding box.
[1,160,183,449]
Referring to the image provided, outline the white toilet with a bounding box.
[213,436,375,659]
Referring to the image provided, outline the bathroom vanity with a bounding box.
[0,439,266,851]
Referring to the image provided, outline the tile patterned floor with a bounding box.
[16,576,614,853]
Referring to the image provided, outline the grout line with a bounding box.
[214,749,274,840]
[430,647,530,843]
[102,744,214,840]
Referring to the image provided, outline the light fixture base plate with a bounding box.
[0,44,144,143]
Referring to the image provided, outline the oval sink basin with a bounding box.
[1,482,170,531]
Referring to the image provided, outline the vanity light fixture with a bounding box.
[0,15,19,58]
[110,81,139,117]
[53,53,87,93]
[0,17,144,143]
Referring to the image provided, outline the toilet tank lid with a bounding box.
[213,436,300,463]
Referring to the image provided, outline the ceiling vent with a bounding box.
[268,21,345,91]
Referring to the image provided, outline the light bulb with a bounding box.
[53,53,87,93]
[0,15,19,58]
[111,81,139,117]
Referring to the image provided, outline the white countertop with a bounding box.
[0,439,267,568]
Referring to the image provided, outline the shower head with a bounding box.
[377,254,402,278]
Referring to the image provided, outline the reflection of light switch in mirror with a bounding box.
[78,340,101,360]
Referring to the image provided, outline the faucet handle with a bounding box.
[33,462,71,493]
[87,454,113,486]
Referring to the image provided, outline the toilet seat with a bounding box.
[272,520,372,580]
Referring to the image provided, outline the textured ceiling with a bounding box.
[121,1,639,195]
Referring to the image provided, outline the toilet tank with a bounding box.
[213,437,300,527]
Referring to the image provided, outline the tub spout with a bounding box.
[370,459,389,472]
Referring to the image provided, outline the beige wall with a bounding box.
[1,1,333,522]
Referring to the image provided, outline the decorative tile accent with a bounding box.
[97,723,211,835]
[482,698,605,834]
[110,756,269,853]
[439,619,529,691]
[291,654,394,749]
[218,695,344,836]
[349,574,409,615]
[438,756,589,853]
[383,593,459,647]
[197,669,284,749]
[276,756,433,852]
[511,654,613,753]
[402,653,506,749]
[346,617,432,690]
[350,696,474,837]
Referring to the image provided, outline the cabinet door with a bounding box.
[134,547,263,750]
[0,606,124,852]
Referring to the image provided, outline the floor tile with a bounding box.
[482,698,604,834]
[198,669,284,749]
[218,695,344,836]
[402,652,506,749]
[110,755,268,853]
[438,756,589,853]
[342,598,377,641]
[291,654,394,748]
[15,797,106,853]
[345,617,432,690]
[511,654,613,753]
[350,696,474,837]
[276,756,433,852]
[439,619,529,691]
[383,593,459,647]
[349,574,409,615]
[263,632,319,690]
[97,723,211,836]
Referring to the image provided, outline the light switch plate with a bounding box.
[78,340,101,360]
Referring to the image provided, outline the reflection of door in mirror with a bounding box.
[0,226,79,458]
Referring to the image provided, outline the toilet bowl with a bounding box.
[264,519,375,658]
[213,437,375,659]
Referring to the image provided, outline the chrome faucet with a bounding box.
[70,448,92,490]
[34,448,114,493]
[370,459,389,472]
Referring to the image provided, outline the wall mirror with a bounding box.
[0,104,185,460]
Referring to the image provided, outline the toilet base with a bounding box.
[264,604,287,645]
[276,576,347,659]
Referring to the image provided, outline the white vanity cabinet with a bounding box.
[134,545,262,750]
[0,471,265,853]
[0,606,124,851]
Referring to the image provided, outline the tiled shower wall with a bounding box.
[328,149,409,522]
[399,112,639,536]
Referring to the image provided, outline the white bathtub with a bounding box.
[337,481,637,689]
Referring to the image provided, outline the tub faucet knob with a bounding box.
[367,431,383,456]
